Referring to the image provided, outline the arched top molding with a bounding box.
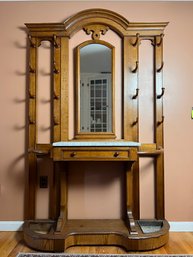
[25,9,168,38]
[63,8,130,38]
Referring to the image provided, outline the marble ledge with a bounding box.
[52,141,141,147]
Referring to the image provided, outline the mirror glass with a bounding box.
[79,43,112,133]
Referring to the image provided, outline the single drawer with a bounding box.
[62,150,129,160]
[52,147,137,161]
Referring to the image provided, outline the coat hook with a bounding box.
[132,88,139,99]
[157,115,164,126]
[29,115,35,124]
[53,62,59,74]
[54,116,59,125]
[157,87,165,99]
[131,33,140,47]
[28,35,36,48]
[29,90,35,99]
[132,117,138,126]
[156,62,164,73]
[156,33,164,47]
[29,65,35,73]
[53,90,60,100]
[131,61,138,73]
[53,35,60,48]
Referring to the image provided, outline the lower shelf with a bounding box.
[23,219,170,252]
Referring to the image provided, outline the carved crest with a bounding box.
[83,25,109,40]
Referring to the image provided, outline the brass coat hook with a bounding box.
[53,90,60,100]
[156,33,164,47]
[131,61,138,73]
[157,87,165,99]
[53,116,59,125]
[157,115,164,125]
[53,35,60,48]
[29,115,35,124]
[137,146,164,157]
[28,148,50,156]
[132,88,139,99]
[156,62,164,73]
[29,65,35,73]
[29,90,35,99]
[53,62,59,74]
[132,117,138,126]
[28,35,36,48]
[131,33,140,47]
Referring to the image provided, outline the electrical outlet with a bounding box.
[39,176,48,188]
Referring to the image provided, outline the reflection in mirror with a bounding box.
[79,43,113,133]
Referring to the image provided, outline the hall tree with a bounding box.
[24,8,169,252]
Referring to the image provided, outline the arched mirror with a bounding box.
[75,40,115,139]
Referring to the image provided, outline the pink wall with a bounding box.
[0,1,193,222]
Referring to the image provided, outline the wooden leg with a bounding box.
[25,153,37,219]
[155,153,165,220]
[55,163,68,233]
[49,161,59,220]
[125,162,138,235]
[132,161,140,220]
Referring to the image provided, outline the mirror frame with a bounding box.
[75,39,115,139]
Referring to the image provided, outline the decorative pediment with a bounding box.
[83,24,109,40]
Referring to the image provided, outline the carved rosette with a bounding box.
[83,24,109,40]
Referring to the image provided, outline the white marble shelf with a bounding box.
[52,141,141,147]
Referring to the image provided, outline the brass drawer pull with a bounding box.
[114,152,119,157]
[70,152,77,157]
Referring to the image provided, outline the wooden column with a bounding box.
[55,163,68,233]
[154,34,165,220]
[126,162,138,234]
[26,36,38,219]
[123,36,140,220]
[53,35,61,142]
[50,36,69,220]
[60,37,69,141]
[123,36,139,141]
[49,162,60,219]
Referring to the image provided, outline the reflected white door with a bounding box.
[80,73,112,132]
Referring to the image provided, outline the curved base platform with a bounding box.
[23,219,169,252]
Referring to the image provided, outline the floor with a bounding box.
[1,232,193,257]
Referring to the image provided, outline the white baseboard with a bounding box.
[0,221,24,231]
[169,221,193,232]
[0,221,193,232]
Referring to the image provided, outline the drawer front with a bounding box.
[62,150,129,160]
[52,147,137,161]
